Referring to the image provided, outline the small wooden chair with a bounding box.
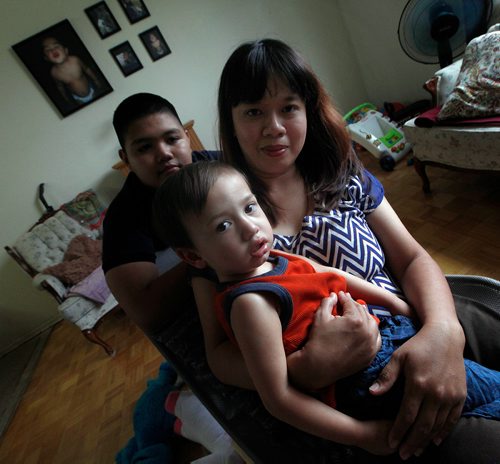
[5,208,119,356]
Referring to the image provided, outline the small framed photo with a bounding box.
[117,0,150,24]
[85,1,121,39]
[12,19,113,118]
[139,26,171,61]
[110,41,143,76]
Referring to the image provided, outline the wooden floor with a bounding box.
[0,151,499,464]
[362,151,500,280]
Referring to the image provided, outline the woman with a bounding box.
[199,38,500,462]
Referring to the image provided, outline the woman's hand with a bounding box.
[288,292,380,390]
[366,198,467,460]
[369,321,466,460]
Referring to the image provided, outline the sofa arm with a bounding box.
[33,273,67,302]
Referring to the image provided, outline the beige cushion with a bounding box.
[14,211,98,273]
[435,59,462,106]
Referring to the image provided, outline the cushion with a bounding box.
[438,26,500,121]
[423,76,439,106]
[434,59,462,106]
[14,211,97,273]
[60,190,107,233]
[68,266,110,304]
[43,235,102,285]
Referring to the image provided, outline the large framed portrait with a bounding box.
[109,41,143,76]
[85,1,121,39]
[139,26,171,61]
[12,19,113,118]
[117,0,150,24]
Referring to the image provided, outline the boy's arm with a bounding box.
[191,276,254,389]
[300,255,413,317]
[106,260,191,334]
[194,267,381,391]
[231,291,395,455]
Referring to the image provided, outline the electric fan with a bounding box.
[398,0,492,68]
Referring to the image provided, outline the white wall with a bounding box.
[0,0,368,355]
[338,0,500,106]
[1,0,441,355]
[337,0,441,106]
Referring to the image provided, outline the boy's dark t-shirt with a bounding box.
[102,150,219,273]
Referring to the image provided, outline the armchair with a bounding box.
[404,24,500,193]
[5,209,119,356]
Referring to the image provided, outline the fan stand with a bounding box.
[430,3,460,67]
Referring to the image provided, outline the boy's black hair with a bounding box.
[113,92,182,148]
[153,161,245,249]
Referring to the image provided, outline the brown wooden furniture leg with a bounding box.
[82,329,116,357]
[413,157,431,193]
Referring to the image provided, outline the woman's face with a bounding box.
[231,79,307,179]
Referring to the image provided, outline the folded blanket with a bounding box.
[414,106,500,128]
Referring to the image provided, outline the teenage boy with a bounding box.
[103,93,219,333]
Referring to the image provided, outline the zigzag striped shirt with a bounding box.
[273,170,402,299]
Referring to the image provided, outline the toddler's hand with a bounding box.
[357,420,396,456]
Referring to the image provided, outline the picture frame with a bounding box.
[139,26,171,61]
[12,19,113,118]
[109,41,143,76]
[85,1,121,39]
[117,0,150,24]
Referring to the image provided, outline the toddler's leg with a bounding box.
[462,359,500,419]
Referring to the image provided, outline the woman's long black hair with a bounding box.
[218,39,362,226]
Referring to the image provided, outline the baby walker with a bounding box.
[344,103,412,171]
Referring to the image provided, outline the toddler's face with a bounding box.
[43,38,68,64]
[183,172,274,282]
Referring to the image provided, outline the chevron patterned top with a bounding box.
[273,171,402,301]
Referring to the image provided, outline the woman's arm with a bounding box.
[287,292,380,391]
[367,197,466,460]
[231,291,395,456]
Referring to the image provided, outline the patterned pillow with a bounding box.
[14,211,97,273]
[60,190,107,233]
[438,25,500,120]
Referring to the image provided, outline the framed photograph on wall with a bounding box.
[139,26,171,61]
[12,19,113,118]
[110,41,143,76]
[117,0,150,24]
[85,1,121,39]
